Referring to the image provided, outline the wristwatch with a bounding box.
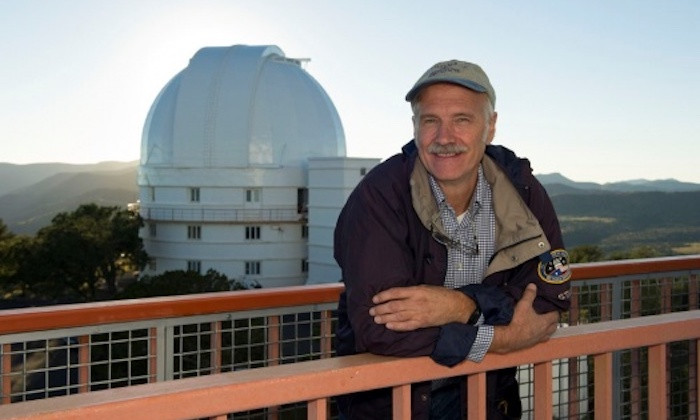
[467,305,482,325]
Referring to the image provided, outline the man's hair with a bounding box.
[411,87,495,121]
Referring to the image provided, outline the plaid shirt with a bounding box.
[429,165,495,362]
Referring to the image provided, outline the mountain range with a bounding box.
[536,173,700,195]
[1,161,699,254]
[0,162,139,234]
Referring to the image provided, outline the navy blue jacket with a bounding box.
[334,141,570,419]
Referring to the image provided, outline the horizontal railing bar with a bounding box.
[493,310,700,366]
[0,284,342,335]
[2,311,698,420]
[0,255,698,336]
[571,254,700,280]
[0,303,336,345]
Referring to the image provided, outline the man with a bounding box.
[334,60,571,419]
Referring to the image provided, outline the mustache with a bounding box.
[427,144,468,154]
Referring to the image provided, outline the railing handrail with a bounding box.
[571,254,700,280]
[0,255,698,335]
[0,283,341,335]
[2,310,698,419]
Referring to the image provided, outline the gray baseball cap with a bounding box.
[405,60,496,106]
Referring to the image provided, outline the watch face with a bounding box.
[468,308,481,325]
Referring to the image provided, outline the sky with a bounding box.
[1,1,698,184]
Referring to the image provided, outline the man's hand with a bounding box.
[490,283,559,354]
[369,285,477,331]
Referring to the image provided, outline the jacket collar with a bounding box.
[410,151,550,275]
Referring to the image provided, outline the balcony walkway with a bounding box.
[0,255,698,419]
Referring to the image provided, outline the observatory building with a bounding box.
[138,44,378,288]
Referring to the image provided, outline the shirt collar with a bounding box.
[429,165,486,216]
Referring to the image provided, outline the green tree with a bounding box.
[0,219,14,279]
[569,245,605,263]
[0,219,12,242]
[0,220,42,300]
[0,235,40,299]
[0,220,18,294]
[31,204,148,301]
[119,269,239,299]
[608,245,660,261]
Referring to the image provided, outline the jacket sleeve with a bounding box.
[431,284,515,366]
[458,283,515,325]
[335,177,440,357]
[523,172,572,314]
[486,147,571,314]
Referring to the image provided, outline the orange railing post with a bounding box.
[148,327,157,383]
[320,310,333,358]
[692,276,699,419]
[466,372,486,420]
[391,384,411,420]
[696,337,700,419]
[594,352,613,420]
[266,315,280,420]
[648,343,669,419]
[533,361,553,419]
[629,279,642,418]
[211,321,222,375]
[600,283,611,321]
[78,335,90,393]
[307,398,328,420]
[567,284,580,419]
[1,343,11,404]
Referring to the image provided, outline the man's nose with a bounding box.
[435,122,453,143]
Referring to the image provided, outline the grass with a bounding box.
[672,242,700,254]
[559,215,616,223]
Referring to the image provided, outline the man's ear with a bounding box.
[486,111,498,144]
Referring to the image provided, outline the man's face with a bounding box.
[413,83,497,190]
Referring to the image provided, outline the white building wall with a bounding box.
[306,157,380,284]
[139,165,309,288]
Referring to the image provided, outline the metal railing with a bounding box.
[0,256,698,419]
[1,312,698,420]
[141,207,304,223]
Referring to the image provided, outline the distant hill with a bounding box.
[0,164,138,235]
[536,173,700,195]
[0,161,138,196]
[535,174,700,253]
[1,163,699,254]
[549,190,700,253]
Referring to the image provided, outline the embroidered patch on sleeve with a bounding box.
[537,249,572,284]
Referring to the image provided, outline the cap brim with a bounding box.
[405,78,488,102]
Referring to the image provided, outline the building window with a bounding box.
[245,226,261,240]
[301,259,308,273]
[187,260,201,274]
[245,261,261,275]
[149,223,157,237]
[360,167,367,176]
[190,187,200,202]
[246,188,261,203]
[297,188,308,213]
[187,225,201,239]
[301,225,308,239]
[150,187,156,201]
[148,258,157,271]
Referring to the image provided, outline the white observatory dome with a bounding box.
[141,45,346,168]
[137,44,352,288]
